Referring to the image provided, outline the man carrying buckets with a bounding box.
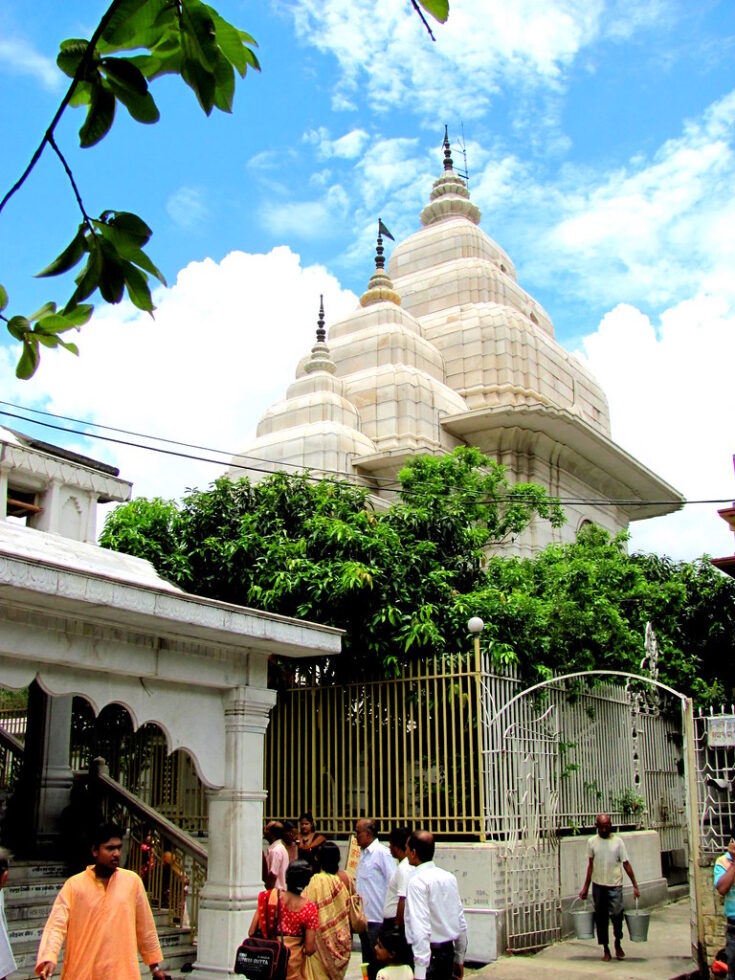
[714,827,735,979]
[579,813,640,962]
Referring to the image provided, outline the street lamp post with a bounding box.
[468,616,486,840]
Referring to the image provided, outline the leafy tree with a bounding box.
[100,446,564,679]
[0,0,448,378]
[100,461,735,705]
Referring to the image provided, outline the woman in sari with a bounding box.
[303,842,353,980]
[249,860,318,980]
[298,812,327,869]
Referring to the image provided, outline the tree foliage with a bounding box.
[99,448,734,704]
[0,0,448,378]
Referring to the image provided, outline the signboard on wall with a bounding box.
[708,717,735,747]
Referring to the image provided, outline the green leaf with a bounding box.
[418,0,449,23]
[180,55,216,115]
[128,248,166,285]
[208,9,259,76]
[7,316,30,342]
[0,284,8,312]
[28,302,56,322]
[112,211,152,243]
[34,314,75,334]
[101,56,148,94]
[68,245,104,306]
[181,0,219,71]
[57,38,90,78]
[35,227,87,278]
[100,0,170,48]
[211,52,235,113]
[122,262,155,312]
[55,337,80,356]
[98,241,126,303]
[105,77,160,123]
[60,303,93,327]
[69,82,93,108]
[16,340,40,380]
[79,83,116,147]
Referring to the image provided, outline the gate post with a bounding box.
[682,696,706,975]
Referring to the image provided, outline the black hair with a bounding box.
[284,820,298,832]
[407,831,434,863]
[377,927,412,966]
[389,826,411,849]
[317,841,341,874]
[299,812,316,831]
[286,859,313,895]
[91,821,124,849]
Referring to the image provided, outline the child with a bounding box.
[375,927,413,980]
[0,848,17,980]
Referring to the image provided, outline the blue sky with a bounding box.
[1,0,734,560]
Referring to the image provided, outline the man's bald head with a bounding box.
[407,829,434,865]
[595,813,612,838]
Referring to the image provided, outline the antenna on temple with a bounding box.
[456,121,470,187]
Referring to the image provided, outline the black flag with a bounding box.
[378,218,395,241]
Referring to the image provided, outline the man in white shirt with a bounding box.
[264,820,289,891]
[356,819,396,971]
[405,830,467,980]
[383,826,414,930]
[0,848,17,980]
[579,813,640,962]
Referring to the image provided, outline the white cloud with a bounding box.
[261,184,349,239]
[576,297,735,561]
[498,89,735,310]
[0,248,358,507]
[288,0,615,118]
[304,127,369,160]
[0,38,61,92]
[165,187,209,229]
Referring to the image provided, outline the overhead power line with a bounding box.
[0,401,732,510]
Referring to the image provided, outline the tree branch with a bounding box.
[0,0,123,217]
[410,0,437,41]
[47,135,95,235]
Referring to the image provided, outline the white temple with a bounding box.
[230,132,683,554]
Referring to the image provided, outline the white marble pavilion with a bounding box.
[230,132,683,554]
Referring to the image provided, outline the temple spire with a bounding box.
[360,218,400,308]
[443,124,453,171]
[316,294,326,343]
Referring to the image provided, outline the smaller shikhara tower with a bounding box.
[230,132,682,555]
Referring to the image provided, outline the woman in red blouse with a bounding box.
[249,860,318,980]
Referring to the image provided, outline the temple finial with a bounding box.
[316,294,326,343]
[375,217,395,271]
[443,124,453,171]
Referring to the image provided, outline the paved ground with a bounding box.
[345,899,698,980]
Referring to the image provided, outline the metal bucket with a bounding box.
[624,899,650,942]
[570,897,595,940]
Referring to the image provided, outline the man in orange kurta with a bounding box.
[36,821,166,979]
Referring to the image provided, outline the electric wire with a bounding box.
[1,401,731,509]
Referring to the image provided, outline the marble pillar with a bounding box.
[192,680,277,978]
[36,692,75,847]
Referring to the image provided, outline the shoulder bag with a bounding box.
[346,878,368,935]
[234,888,291,980]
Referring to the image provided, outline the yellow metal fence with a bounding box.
[265,653,486,838]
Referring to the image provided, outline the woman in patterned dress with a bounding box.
[249,860,318,980]
[303,842,353,980]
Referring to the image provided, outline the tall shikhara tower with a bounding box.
[230,133,682,555]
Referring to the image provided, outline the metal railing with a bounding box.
[89,758,207,938]
[265,652,486,837]
[264,654,687,848]
[70,699,208,833]
[692,706,735,855]
[0,725,23,794]
[0,709,27,742]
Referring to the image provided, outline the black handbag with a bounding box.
[234,889,291,980]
